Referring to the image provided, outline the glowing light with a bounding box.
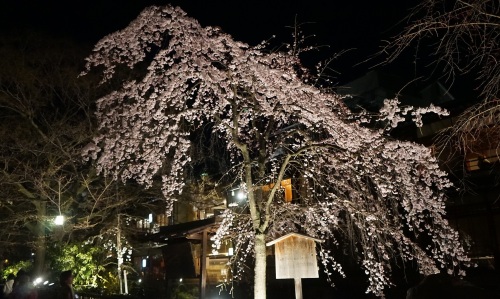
[237,191,246,200]
[54,215,65,225]
[33,277,42,286]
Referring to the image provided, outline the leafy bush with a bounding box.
[50,242,106,291]
[2,260,32,279]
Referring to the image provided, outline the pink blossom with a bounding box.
[83,5,471,297]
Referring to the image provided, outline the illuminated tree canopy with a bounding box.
[83,5,470,298]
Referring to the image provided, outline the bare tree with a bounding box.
[383,0,499,99]
[381,0,499,175]
[0,32,164,277]
[82,5,471,298]
[0,32,98,274]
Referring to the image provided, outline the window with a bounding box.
[261,178,293,203]
[466,148,499,171]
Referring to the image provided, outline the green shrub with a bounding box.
[2,260,32,279]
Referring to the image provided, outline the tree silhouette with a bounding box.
[0,32,163,280]
[381,0,499,179]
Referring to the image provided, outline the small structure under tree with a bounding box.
[267,233,322,299]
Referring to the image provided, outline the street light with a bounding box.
[228,186,247,207]
[54,215,64,225]
[236,191,246,200]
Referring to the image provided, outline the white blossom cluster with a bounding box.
[83,5,471,297]
[363,254,393,297]
[378,99,449,129]
[318,245,346,286]
[211,209,254,281]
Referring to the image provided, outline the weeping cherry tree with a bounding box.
[82,5,471,298]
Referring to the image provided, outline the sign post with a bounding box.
[294,278,303,299]
[266,233,323,299]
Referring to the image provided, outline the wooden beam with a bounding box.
[200,229,208,299]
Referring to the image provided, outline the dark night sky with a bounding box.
[0,0,420,84]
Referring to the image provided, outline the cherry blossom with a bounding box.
[83,5,470,298]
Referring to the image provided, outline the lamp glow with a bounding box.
[33,277,42,286]
[237,191,246,200]
[54,215,64,225]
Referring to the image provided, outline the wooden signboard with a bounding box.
[267,233,322,299]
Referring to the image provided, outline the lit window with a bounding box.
[466,149,499,171]
[261,178,293,203]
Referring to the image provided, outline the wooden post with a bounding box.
[294,278,303,299]
[200,229,208,299]
[123,270,128,294]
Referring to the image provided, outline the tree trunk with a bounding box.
[33,201,46,276]
[254,233,267,299]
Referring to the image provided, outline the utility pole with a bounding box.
[117,214,123,294]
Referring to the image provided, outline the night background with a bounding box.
[0,1,498,299]
[1,0,422,82]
